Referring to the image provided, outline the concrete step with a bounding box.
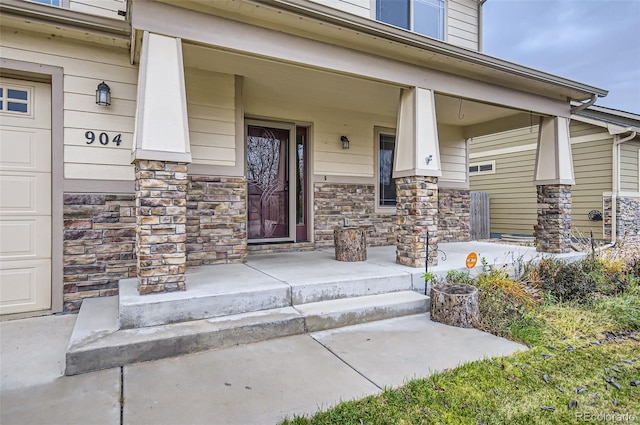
[66,300,305,375]
[291,273,413,304]
[295,291,429,332]
[118,264,291,329]
[66,290,430,375]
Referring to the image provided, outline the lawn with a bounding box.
[281,242,640,425]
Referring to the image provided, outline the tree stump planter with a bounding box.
[334,227,367,262]
[430,283,479,328]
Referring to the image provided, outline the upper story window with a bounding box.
[376,0,445,40]
[29,0,62,6]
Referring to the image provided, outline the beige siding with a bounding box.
[185,69,236,167]
[569,120,606,138]
[68,0,126,20]
[469,123,614,239]
[571,138,612,239]
[307,0,371,18]
[447,0,478,50]
[438,124,467,184]
[245,96,395,178]
[470,147,537,236]
[620,141,640,192]
[0,27,138,181]
[469,126,537,157]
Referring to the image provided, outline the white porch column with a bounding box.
[394,88,442,179]
[395,88,441,268]
[533,116,574,253]
[132,31,191,163]
[132,32,191,294]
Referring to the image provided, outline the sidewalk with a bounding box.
[1,312,525,425]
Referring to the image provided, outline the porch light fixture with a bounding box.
[96,81,111,106]
[340,135,350,150]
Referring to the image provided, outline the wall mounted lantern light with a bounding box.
[96,81,111,106]
[340,135,350,150]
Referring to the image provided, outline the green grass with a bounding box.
[282,339,639,425]
[280,258,640,425]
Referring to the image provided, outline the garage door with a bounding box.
[0,78,52,315]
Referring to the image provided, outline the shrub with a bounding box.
[445,270,473,285]
[471,263,541,339]
[625,256,640,278]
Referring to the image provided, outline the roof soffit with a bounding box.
[154,0,607,103]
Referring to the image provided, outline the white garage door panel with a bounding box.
[0,127,51,172]
[0,218,51,260]
[0,78,52,315]
[0,172,51,215]
[0,260,51,315]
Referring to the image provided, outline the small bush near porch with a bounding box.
[281,242,640,425]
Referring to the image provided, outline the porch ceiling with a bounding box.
[183,43,523,127]
[159,0,607,103]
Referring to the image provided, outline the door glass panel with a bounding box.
[379,133,396,206]
[247,126,289,239]
[296,133,304,225]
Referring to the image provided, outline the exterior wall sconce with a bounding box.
[96,81,111,106]
[340,135,350,149]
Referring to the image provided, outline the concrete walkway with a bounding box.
[1,312,525,425]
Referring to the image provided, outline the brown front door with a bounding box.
[247,125,291,240]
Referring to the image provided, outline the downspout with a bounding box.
[571,94,598,114]
[478,0,488,52]
[602,130,637,248]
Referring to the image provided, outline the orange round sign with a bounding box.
[465,252,478,269]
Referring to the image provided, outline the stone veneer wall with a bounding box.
[62,175,248,310]
[135,160,188,294]
[63,194,136,311]
[534,184,572,253]
[186,176,247,266]
[396,176,439,267]
[313,183,396,248]
[438,188,470,242]
[603,196,640,242]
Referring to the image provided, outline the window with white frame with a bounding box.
[469,160,495,175]
[376,0,445,40]
[29,0,62,6]
[0,86,31,115]
[378,131,397,207]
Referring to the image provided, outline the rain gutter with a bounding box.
[604,130,638,248]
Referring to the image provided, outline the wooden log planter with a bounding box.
[430,283,479,328]
[334,227,367,262]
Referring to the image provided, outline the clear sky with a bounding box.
[483,0,640,114]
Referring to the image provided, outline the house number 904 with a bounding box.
[85,131,122,146]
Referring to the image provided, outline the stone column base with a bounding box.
[135,160,188,294]
[396,176,439,267]
[534,184,572,253]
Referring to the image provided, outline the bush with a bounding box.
[625,256,640,278]
[445,270,473,285]
[471,263,541,339]
[531,258,632,302]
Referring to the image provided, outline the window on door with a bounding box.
[376,0,445,40]
[378,131,397,208]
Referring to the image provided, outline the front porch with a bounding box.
[65,241,585,375]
